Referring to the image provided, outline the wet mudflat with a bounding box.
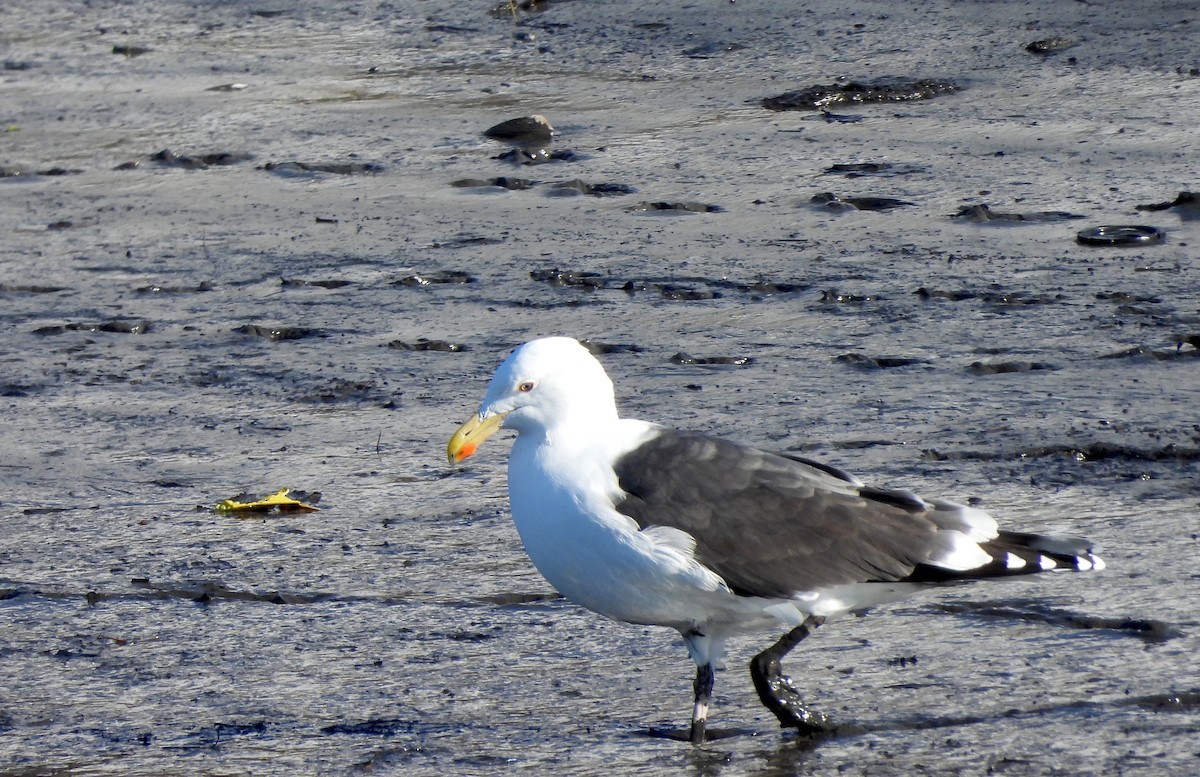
[2,0,1199,774]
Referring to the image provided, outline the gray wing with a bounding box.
[611,428,946,597]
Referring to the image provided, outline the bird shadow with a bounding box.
[641,686,1200,747]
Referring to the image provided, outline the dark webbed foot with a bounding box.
[749,616,834,735]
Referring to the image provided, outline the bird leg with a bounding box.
[749,615,833,735]
[689,662,715,744]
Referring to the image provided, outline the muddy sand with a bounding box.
[2,1,1199,775]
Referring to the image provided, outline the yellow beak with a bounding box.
[447,411,508,465]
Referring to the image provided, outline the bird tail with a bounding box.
[906,530,1105,582]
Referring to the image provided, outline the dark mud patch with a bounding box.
[812,192,914,211]
[530,268,608,288]
[280,278,354,289]
[1101,343,1200,361]
[836,353,929,369]
[451,176,537,191]
[822,162,928,178]
[933,600,1184,642]
[136,281,214,294]
[915,287,979,302]
[0,283,70,293]
[426,234,505,249]
[32,319,152,335]
[235,324,322,341]
[578,340,648,355]
[530,269,801,300]
[3,580,336,607]
[670,352,754,366]
[262,160,384,176]
[968,360,1058,375]
[915,287,1066,306]
[682,41,746,59]
[386,338,468,352]
[496,148,582,165]
[763,78,961,111]
[112,44,152,57]
[952,204,1085,223]
[923,442,1200,464]
[148,149,254,169]
[393,270,475,285]
[475,591,561,608]
[1135,191,1199,220]
[629,200,723,214]
[547,179,637,197]
[1026,37,1076,55]
[820,289,882,303]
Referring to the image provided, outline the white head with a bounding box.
[447,337,618,463]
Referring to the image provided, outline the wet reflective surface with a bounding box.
[2,0,1199,774]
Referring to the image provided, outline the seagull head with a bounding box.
[447,337,617,464]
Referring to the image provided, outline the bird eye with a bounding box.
[517,381,536,392]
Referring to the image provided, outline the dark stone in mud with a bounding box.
[280,278,353,289]
[914,287,977,302]
[495,148,580,165]
[823,162,927,178]
[386,339,468,352]
[262,160,383,175]
[924,441,1200,464]
[968,360,1057,375]
[821,289,880,303]
[0,283,69,293]
[1026,38,1075,55]
[112,44,151,57]
[394,270,475,286]
[812,192,914,211]
[763,78,961,111]
[1100,342,1200,361]
[483,115,554,146]
[1094,291,1163,304]
[836,353,928,369]
[670,352,753,366]
[660,285,719,300]
[548,179,637,197]
[628,201,723,214]
[735,279,807,294]
[578,340,647,355]
[136,281,214,293]
[235,324,319,341]
[979,289,1064,305]
[151,149,254,169]
[530,268,606,288]
[683,41,746,59]
[1135,191,1199,220]
[321,718,417,736]
[953,204,1085,223]
[487,0,553,18]
[450,176,537,190]
[33,319,151,335]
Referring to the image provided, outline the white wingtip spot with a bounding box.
[1075,557,1093,571]
[1087,554,1106,572]
[1004,552,1027,570]
[1038,555,1058,570]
